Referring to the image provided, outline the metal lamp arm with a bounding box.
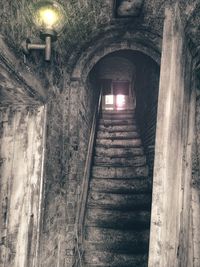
[22,35,52,61]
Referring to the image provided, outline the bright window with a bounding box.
[116,94,126,109]
[105,95,114,105]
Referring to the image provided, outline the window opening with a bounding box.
[101,80,130,110]
[116,94,126,110]
[105,95,114,105]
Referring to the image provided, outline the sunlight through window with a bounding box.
[116,94,126,109]
[105,95,114,105]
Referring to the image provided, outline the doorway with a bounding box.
[101,79,135,110]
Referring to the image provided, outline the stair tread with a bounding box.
[99,119,137,126]
[96,138,142,148]
[88,191,152,210]
[101,115,135,120]
[98,125,138,132]
[97,131,139,139]
[85,208,151,229]
[84,227,149,253]
[90,178,152,193]
[94,155,146,167]
[82,110,151,267]
[92,166,149,179]
[83,251,148,267]
[101,110,135,114]
[95,147,144,157]
[85,226,149,242]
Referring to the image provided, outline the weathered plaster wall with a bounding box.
[0,106,46,267]
[1,2,200,267]
[191,87,200,267]
[39,76,100,266]
[39,94,67,267]
[0,36,47,105]
[134,54,160,176]
[148,4,195,267]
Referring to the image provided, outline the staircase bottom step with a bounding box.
[83,251,148,267]
[84,227,149,253]
[85,208,151,230]
[90,177,152,194]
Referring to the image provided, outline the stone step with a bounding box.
[99,119,136,126]
[95,147,144,158]
[98,125,138,132]
[94,155,146,167]
[97,131,139,139]
[85,208,151,230]
[101,113,135,120]
[96,139,142,148]
[89,178,152,194]
[87,192,152,210]
[83,251,148,267]
[92,166,149,179]
[84,227,149,253]
[101,109,135,115]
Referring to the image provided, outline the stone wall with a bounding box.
[134,54,160,176]
[39,75,100,266]
[39,49,161,267]
[191,84,200,267]
[1,2,200,267]
[148,5,196,266]
[97,56,135,81]
[0,106,46,267]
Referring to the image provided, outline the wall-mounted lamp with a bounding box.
[22,1,66,61]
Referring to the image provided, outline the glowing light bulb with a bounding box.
[32,1,66,34]
[39,8,58,28]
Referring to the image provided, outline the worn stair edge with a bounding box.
[99,119,137,126]
[89,178,152,194]
[84,227,149,253]
[92,166,149,179]
[96,138,142,148]
[94,155,146,167]
[101,114,135,120]
[83,251,148,267]
[95,147,144,158]
[97,131,139,139]
[85,208,151,230]
[101,110,135,115]
[87,191,152,210]
[98,125,138,132]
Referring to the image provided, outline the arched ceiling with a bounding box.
[0,0,165,63]
[0,0,199,63]
[0,0,200,102]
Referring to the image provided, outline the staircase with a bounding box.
[82,109,152,267]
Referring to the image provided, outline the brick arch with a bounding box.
[71,30,161,82]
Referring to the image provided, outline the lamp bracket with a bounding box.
[40,29,57,42]
[21,33,55,61]
[21,39,32,55]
